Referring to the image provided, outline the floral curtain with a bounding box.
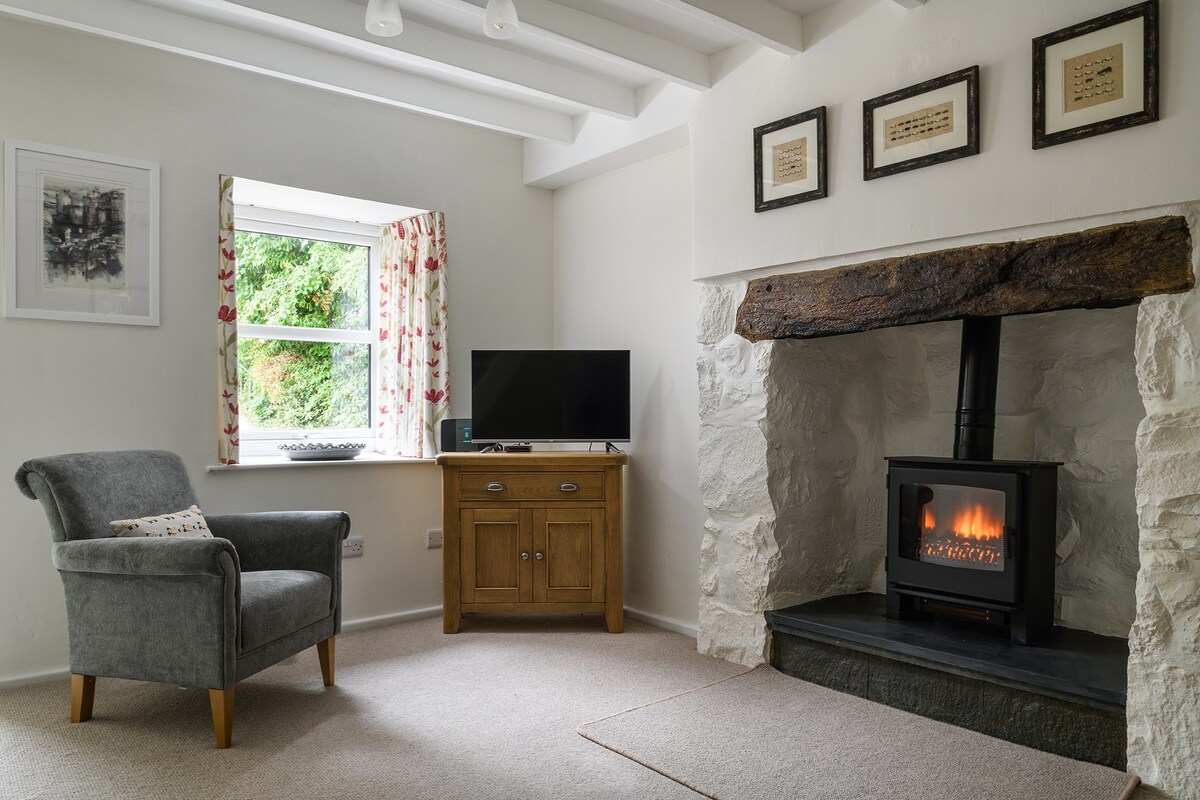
[376,212,450,457]
[217,175,240,465]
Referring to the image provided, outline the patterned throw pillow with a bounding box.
[109,505,213,538]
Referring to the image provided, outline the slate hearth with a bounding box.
[766,593,1127,769]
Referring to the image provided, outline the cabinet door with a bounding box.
[532,508,605,604]
[461,508,532,604]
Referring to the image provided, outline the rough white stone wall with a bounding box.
[1128,206,1200,795]
[764,333,889,614]
[998,308,1144,636]
[696,208,1200,796]
[696,283,776,665]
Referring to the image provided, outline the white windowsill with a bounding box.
[207,452,435,472]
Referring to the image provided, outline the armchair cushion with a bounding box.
[109,504,213,538]
[240,570,332,653]
[207,511,348,629]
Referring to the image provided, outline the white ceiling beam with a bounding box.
[184,0,635,119]
[890,0,927,8]
[524,82,696,189]
[648,0,804,56]
[0,0,574,142]
[425,0,711,91]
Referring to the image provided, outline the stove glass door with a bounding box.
[899,483,1006,572]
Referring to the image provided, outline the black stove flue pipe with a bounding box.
[953,316,1002,461]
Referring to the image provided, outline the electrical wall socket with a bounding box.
[427,528,443,549]
[343,537,364,558]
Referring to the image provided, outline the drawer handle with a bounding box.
[485,482,507,492]
[558,482,579,493]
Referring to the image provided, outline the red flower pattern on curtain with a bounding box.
[376,212,450,457]
[217,175,239,465]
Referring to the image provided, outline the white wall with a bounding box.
[552,148,701,632]
[692,0,1200,279]
[0,17,554,683]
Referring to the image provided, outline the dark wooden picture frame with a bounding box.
[754,106,827,212]
[863,65,980,181]
[1032,0,1158,149]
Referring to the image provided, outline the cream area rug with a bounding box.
[578,666,1141,800]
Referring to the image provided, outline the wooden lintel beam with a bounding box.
[736,217,1194,342]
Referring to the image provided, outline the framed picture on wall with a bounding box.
[4,140,159,326]
[863,65,980,181]
[754,106,827,212]
[1032,0,1159,149]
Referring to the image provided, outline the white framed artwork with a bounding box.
[4,140,159,325]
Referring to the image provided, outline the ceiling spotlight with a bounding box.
[365,0,403,36]
[484,0,520,39]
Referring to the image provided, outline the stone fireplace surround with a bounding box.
[695,205,1200,796]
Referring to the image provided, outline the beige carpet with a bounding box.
[0,615,744,799]
[0,616,1153,800]
[578,666,1141,800]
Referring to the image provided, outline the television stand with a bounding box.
[436,451,628,634]
[604,442,623,454]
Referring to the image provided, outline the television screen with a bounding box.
[471,350,630,443]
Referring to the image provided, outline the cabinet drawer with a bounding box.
[460,472,603,501]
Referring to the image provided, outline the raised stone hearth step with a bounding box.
[766,593,1127,770]
[737,215,1193,341]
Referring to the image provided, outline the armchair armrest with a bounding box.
[51,537,240,689]
[52,536,240,577]
[206,511,349,577]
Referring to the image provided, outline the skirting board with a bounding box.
[353,605,698,638]
[0,666,71,691]
[0,606,442,690]
[0,605,693,689]
[625,607,699,639]
[340,605,442,633]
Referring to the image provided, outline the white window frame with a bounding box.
[233,205,381,458]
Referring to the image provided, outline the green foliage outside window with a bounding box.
[235,231,370,431]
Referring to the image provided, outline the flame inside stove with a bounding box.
[919,502,1004,567]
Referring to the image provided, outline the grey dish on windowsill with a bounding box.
[278,443,366,461]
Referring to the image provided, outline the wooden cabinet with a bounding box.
[437,452,627,633]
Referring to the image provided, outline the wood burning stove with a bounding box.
[885,317,1060,645]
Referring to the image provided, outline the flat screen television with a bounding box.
[471,350,630,443]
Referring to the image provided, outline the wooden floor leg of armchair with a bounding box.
[317,637,335,687]
[209,686,236,749]
[70,674,95,723]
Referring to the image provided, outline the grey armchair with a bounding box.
[15,450,349,748]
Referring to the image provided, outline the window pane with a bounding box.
[234,231,368,330]
[238,339,370,431]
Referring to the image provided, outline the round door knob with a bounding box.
[535,552,544,561]
[521,552,530,561]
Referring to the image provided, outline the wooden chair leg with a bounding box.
[209,686,235,749]
[317,637,335,687]
[70,674,95,723]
